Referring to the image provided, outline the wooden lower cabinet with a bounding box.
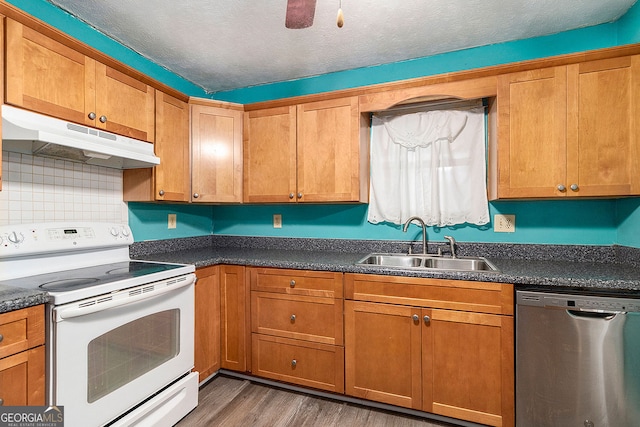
[220,265,250,372]
[344,274,514,427]
[345,301,422,409]
[194,266,220,382]
[252,334,344,393]
[425,308,514,426]
[0,346,45,406]
[248,267,344,393]
[0,305,45,406]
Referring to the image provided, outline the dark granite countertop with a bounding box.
[130,236,640,293]
[4,236,640,314]
[0,284,49,314]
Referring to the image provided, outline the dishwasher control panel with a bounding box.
[517,290,640,313]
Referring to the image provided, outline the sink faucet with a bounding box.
[444,236,457,258]
[402,216,427,255]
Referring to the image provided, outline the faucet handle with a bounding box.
[443,236,457,258]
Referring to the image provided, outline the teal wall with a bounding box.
[128,203,214,242]
[9,0,640,246]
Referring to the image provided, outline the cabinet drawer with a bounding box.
[345,274,513,315]
[249,268,343,298]
[251,292,343,345]
[0,306,45,359]
[252,334,344,393]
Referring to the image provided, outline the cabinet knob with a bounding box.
[88,112,96,120]
[297,192,303,199]
[290,280,296,288]
[291,359,297,368]
[158,190,165,196]
[290,314,296,322]
[557,184,566,192]
[193,193,200,199]
[0,334,3,343]
[99,115,108,123]
[570,184,579,191]
[412,314,419,322]
[289,193,295,199]
[0,398,3,406]
[423,315,431,324]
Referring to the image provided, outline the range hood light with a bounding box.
[83,151,112,160]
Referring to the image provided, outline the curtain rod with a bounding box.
[372,98,485,117]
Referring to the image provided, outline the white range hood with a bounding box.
[2,105,160,169]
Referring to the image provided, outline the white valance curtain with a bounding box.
[367,105,489,227]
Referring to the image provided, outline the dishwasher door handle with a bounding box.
[567,309,619,320]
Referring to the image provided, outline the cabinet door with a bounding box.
[220,265,250,372]
[567,56,640,196]
[243,106,297,203]
[94,62,155,142]
[6,18,95,125]
[297,97,364,202]
[191,104,243,203]
[195,266,220,382]
[344,300,422,409]
[155,91,190,201]
[423,309,514,427]
[496,67,567,198]
[0,346,45,406]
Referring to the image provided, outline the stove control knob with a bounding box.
[109,227,119,237]
[121,227,130,237]
[7,232,23,244]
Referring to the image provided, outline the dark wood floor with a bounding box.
[177,375,457,427]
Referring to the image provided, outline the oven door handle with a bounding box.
[53,273,196,322]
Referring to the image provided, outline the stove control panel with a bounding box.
[0,222,134,258]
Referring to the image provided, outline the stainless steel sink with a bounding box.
[356,253,499,272]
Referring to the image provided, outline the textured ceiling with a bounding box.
[46,0,636,94]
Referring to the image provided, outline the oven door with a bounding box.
[50,274,196,427]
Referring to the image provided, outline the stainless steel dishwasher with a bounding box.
[516,290,640,427]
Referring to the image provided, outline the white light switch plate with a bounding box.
[273,214,282,229]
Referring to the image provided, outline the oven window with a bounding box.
[87,309,180,403]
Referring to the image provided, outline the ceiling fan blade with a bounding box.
[285,0,317,29]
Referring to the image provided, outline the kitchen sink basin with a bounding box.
[356,253,499,272]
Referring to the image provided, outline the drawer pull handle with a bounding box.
[290,314,296,322]
[290,280,296,288]
[412,314,419,322]
[0,334,3,343]
[291,359,297,368]
[423,315,431,324]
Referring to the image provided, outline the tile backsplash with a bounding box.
[1,151,128,226]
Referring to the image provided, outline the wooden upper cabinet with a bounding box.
[297,97,366,202]
[494,66,567,199]
[492,55,640,199]
[154,92,190,201]
[123,91,190,202]
[244,105,297,203]
[244,96,368,203]
[191,102,243,203]
[6,18,154,142]
[566,56,640,197]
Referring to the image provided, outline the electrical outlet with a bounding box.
[273,214,282,229]
[494,214,515,233]
[168,214,177,229]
